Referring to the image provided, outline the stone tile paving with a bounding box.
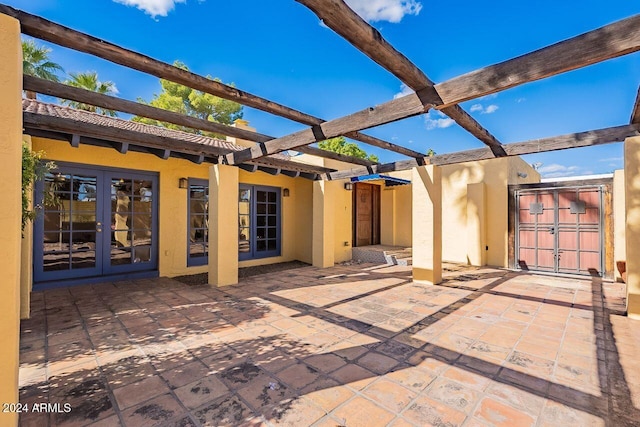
[18,263,640,426]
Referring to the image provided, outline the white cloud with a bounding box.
[394,83,414,99]
[345,0,422,23]
[469,103,499,114]
[484,104,499,114]
[598,156,622,163]
[425,110,454,130]
[537,163,582,178]
[113,0,187,18]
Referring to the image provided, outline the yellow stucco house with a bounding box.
[2,8,640,426]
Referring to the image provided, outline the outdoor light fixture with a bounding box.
[178,178,188,189]
[344,182,353,191]
[283,188,290,197]
[517,172,528,178]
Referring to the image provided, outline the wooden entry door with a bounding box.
[353,183,380,247]
[516,186,604,276]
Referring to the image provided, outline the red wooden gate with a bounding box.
[516,186,603,276]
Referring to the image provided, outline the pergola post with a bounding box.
[0,13,23,427]
[208,164,239,286]
[312,180,335,268]
[624,136,640,319]
[412,165,443,284]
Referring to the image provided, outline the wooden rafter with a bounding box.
[631,86,640,124]
[24,76,375,167]
[323,124,640,180]
[229,14,640,164]
[297,0,506,157]
[4,5,423,159]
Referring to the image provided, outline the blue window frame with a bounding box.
[239,185,281,261]
[187,179,209,266]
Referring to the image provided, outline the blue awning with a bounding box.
[350,174,411,187]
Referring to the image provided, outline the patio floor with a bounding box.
[18,263,640,427]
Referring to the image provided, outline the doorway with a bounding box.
[353,182,380,247]
[33,163,158,287]
[515,186,605,276]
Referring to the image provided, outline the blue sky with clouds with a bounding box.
[9,0,640,177]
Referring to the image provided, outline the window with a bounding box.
[187,179,209,266]
[239,185,281,260]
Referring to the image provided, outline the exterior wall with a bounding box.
[624,136,640,319]
[333,182,353,263]
[295,179,313,264]
[430,157,538,267]
[0,13,22,427]
[237,169,311,268]
[380,170,412,247]
[29,137,313,277]
[613,169,626,282]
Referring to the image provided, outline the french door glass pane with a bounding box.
[41,172,98,272]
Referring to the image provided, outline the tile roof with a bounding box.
[22,98,291,161]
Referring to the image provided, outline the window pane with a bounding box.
[267,240,277,251]
[257,203,266,215]
[111,247,132,265]
[239,189,250,202]
[189,181,209,264]
[239,239,250,253]
[257,216,266,227]
[268,216,276,226]
[134,246,151,263]
[256,227,266,239]
[268,192,276,203]
[257,240,267,251]
[257,191,267,202]
[268,228,276,239]
[268,204,276,214]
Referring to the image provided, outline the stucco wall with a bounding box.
[439,156,538,267]
[613,169,626,282]
[0,13,22,427]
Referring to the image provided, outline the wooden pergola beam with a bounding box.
[297,0,506,157]
[324,124,640,180]
[24,75,375,167]
[631,86,640,124]
[5,5,422,160]
[230,14,640,164]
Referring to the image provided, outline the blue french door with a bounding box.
[33,164,158,285]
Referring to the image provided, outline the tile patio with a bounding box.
[18,263,640,426]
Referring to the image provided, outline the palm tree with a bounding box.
[61,71,118,116]
[22,40,64,99]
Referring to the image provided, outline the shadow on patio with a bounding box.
[18,263,640,426]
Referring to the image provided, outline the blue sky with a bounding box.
[10,0,640,177]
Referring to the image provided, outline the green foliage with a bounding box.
[22,39,64,99]
[426,148,436,156]
[318,136,379,162]
[61,71,118,116]
[22,143,55,233]
[133,61,243,138]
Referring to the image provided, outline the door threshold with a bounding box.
[33,270,159,291]
[510,268,613,282]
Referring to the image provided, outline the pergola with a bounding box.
[1,2,640,310]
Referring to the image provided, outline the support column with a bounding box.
[208,164,239,286]
[412,165,442,284]
[0,13,23,427]
[312,180,335,268]
[624,136,640,319]
[467,182,486,266]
